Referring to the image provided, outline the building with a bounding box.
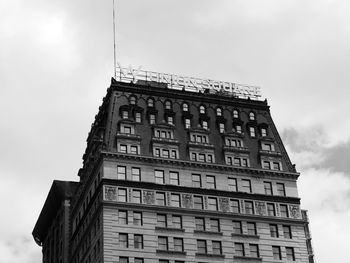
[33,68,314,263]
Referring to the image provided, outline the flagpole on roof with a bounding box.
[112,0,117,79]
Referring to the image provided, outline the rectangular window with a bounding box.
[286,247,295,261]
[117,166,126,180]
[242,158,248,167]
[245,201,254,214]
[171,193,181,207]
[191,152,197,161]
[120,144,127,153]
[249,244,259,258]
[208,197,218,211]
[247,222,257,235]
[118,188,127,202]
[185,118,191,129]
[197,240,207,254]
[206,175,216,189]
[283,225,292,239]
[122,111,128,119]
[131,167,141,181]
[119,257,129,263]
[162,149,169,158]
[267,203,276,216]
[264,181,273,195]
[135,112,141,123]
[212,241,222,255]
[273,162,281,170]
[134,234,143,249]
[228,177,237,191]
[174,238,183,252]
[236,125,242,133]
[272,246,282,260]
[132,190,142,204]
[210,218,220,232]
[130,145,138,154]
[226,156,233,165]
[172,215,182,229]
[262,143,274,151]
[207,154,213,163]
[170,171,179,185]
[193,196,203,209]
[192,174,201,187]
[261,128,267,136]
[159,260,169,263]
[249,127,256,137]
[119,210,128,224]
[234,157,241,166]
[276,183,286,196]
[171,150,177,159]
[122,125,132,134]
[235,242,245,256]
[135,259,143,263]
[119,233,128,248]
[133,212,142,226]
[231,199,240,213]
[149,114,156,124]
[155,148,160,157]
[232,221,242,234]
[158,236,168,251]
[156,192,166,206]
[270,224,279,238]
[195,217,205,231]
[263,161,271,169]
[202,121,208,130]
[242,179,252,193]
[155,170,165,184]
[219,123,225,133]
[280,204,289,217]
[157,214,167,228]
[167,116,174,125]
[198,153,205,162]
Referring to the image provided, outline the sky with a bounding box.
[1,0,350,262]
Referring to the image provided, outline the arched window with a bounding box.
[165,100,172,110]
[182,103,189,112]
[199,105,206,114]
[129,95,137,105]
[216,108,222,116]
[249,112,256,121]
[233,109,239,119]
[147,98,154,107]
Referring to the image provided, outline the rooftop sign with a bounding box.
[116,66,261,100]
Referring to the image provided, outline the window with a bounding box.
[134,235,143,249]
[158,236,168,251]
[263,161,271,169]
[165,100,172,110]
[197,240,207,254]
[118,188,127,202]
[121,124,133,134]
[262,142,274,151]
[267,203,276,216]
[212,241,222,255]
[129,96,137,105]
[198,153,205,162]
[247,222,257,235]
[208,197,218,211]
[132,190,142,204]
[159,260,169,263]
[286,247,295,261]
[149,114,156,124]
[120,144,127,153]
[210,219,220,232]
[218,123,225,133]
[249,244,259,258]
[207,154,213,163]
[135,258,144,263]
[171,150,177,159]
[233,109,239,118]
[261,127,267,136]
[242,158,248,167]
[135,112,142,123]
[272,246,282,260]
[174,238,183,252]
[270,224,279,238]
[231,199,240,213]
[216,107,222,116]
[156,192,166,206]
[185,118,191,129]
[131,167,141,181]
[249,112,255,120]
[199,105,206,114]
[170,171,179,185]
[191,174,201,188]
[233,221,242,234]
[283,225,292,239]
[171,193,181,207]
[245,201,254,214]
[242,179,252,193]
[119,257,129,263]
[202,121,208,130]
[162,149,169,158]
[249,127,256,137]
[167,116,174,125]
[133,212,142,226]
[235,242,245,256]
[236,124,242,133]
[228,177,237,191]
[119,210,128,224]
[182,103,188,111]
[157,214,167,228]
[193,196,203,209]
[119,233,128,248]
[117,166,126,180]
[264,182,273,195]
[273,162,281,170]
[206,175,216,189]
[155,170,164,184]
[234,157,241,166]
[280,204,289,217]
[130,145,138,154]
[155,148,160,157]
[147,98,154,107]
[195,217,205,231]
[172,215,182,229]
[122,110,129,119]
[276,183,286,196]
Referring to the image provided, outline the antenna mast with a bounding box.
[112,0,117,79]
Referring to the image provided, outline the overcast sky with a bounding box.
[1,0,350,262]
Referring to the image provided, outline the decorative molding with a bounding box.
[104,186,117,201]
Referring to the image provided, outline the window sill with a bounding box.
[233,256,262,261]
[194,230,223,236]
[195,253,225,258]
[155,227,185,232]
[156,250,186,255]
[231,233,260,239]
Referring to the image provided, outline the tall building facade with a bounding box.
[33,69,314,263]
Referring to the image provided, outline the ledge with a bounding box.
[151,137,180,145]
[234,256,262,261]
[231,233,260,239]
[194,230,223,236]
[195,253,225,258]
[156,250,186,255]
[259,150,282,158]
[188,141,215,150]
[223,146,250,154]
[155,227,185,232]
[116,133,142,141]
